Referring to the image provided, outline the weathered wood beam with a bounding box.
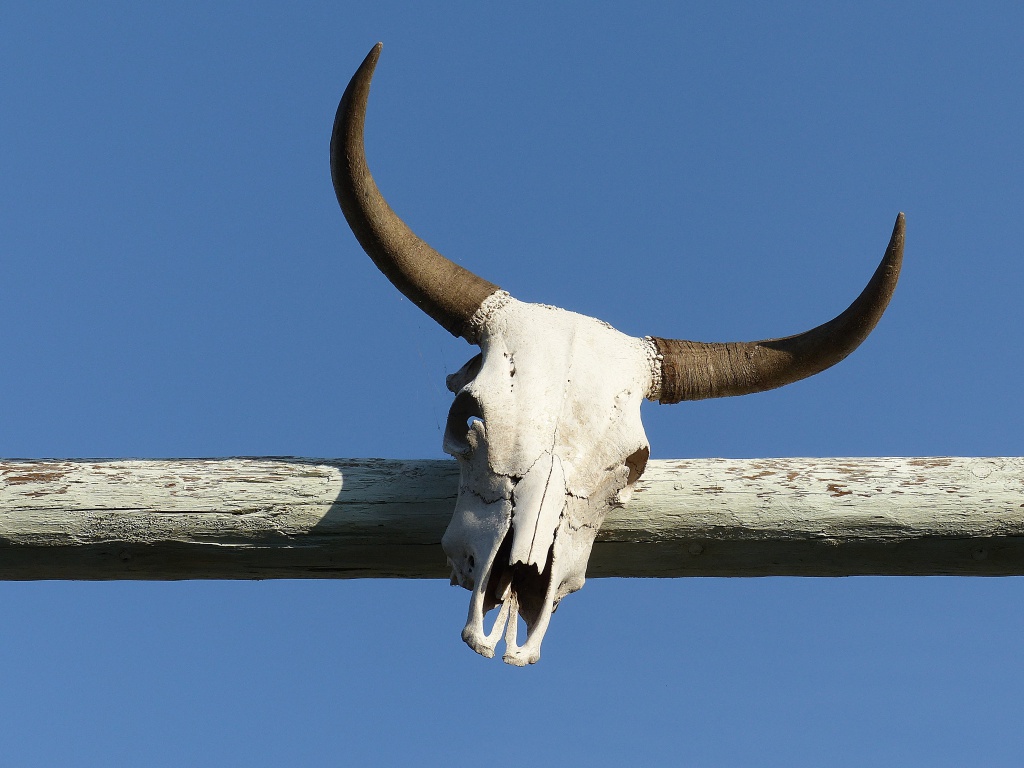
[1,457,1022,579]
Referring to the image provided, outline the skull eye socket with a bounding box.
[444,391,484,456]
[625,446,650,485]
[446,353,483,394]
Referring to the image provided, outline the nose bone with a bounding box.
[510,452,566,569]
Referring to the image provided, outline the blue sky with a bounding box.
[1,2,1022,765]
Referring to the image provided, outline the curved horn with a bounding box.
[651,213,904,403]
[331,43,501,338]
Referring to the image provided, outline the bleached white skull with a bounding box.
[440,295,655,664]
[331,43,903,664]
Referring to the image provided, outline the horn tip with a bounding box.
[353,43,382,76]
[890,211,906,254]
[364,42,383,67]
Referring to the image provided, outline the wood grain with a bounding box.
[1,457,1022,579]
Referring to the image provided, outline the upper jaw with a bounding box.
[458,528,560,666]
[450,496,607,665]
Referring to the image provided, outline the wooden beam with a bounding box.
[1,457,1022,579]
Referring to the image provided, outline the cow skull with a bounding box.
[330,43,904,665]
[440,294,656,664]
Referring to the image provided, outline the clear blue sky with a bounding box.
[1,2,1022,765]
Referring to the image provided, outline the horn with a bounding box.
[651,213,904,403]
[331,43,501,338]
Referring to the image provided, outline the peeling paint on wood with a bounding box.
[0,457,1022,579]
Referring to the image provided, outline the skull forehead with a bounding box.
[463,298,653,487]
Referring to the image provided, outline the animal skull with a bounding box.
[331,43,904,665]
[441,294,655,664]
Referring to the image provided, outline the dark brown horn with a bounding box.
[651,213,904,403]
[331,43,500,338]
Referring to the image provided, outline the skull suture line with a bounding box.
[331,44,904,665]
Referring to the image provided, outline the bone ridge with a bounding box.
[642,337,664,401]
[465,290,513,343]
